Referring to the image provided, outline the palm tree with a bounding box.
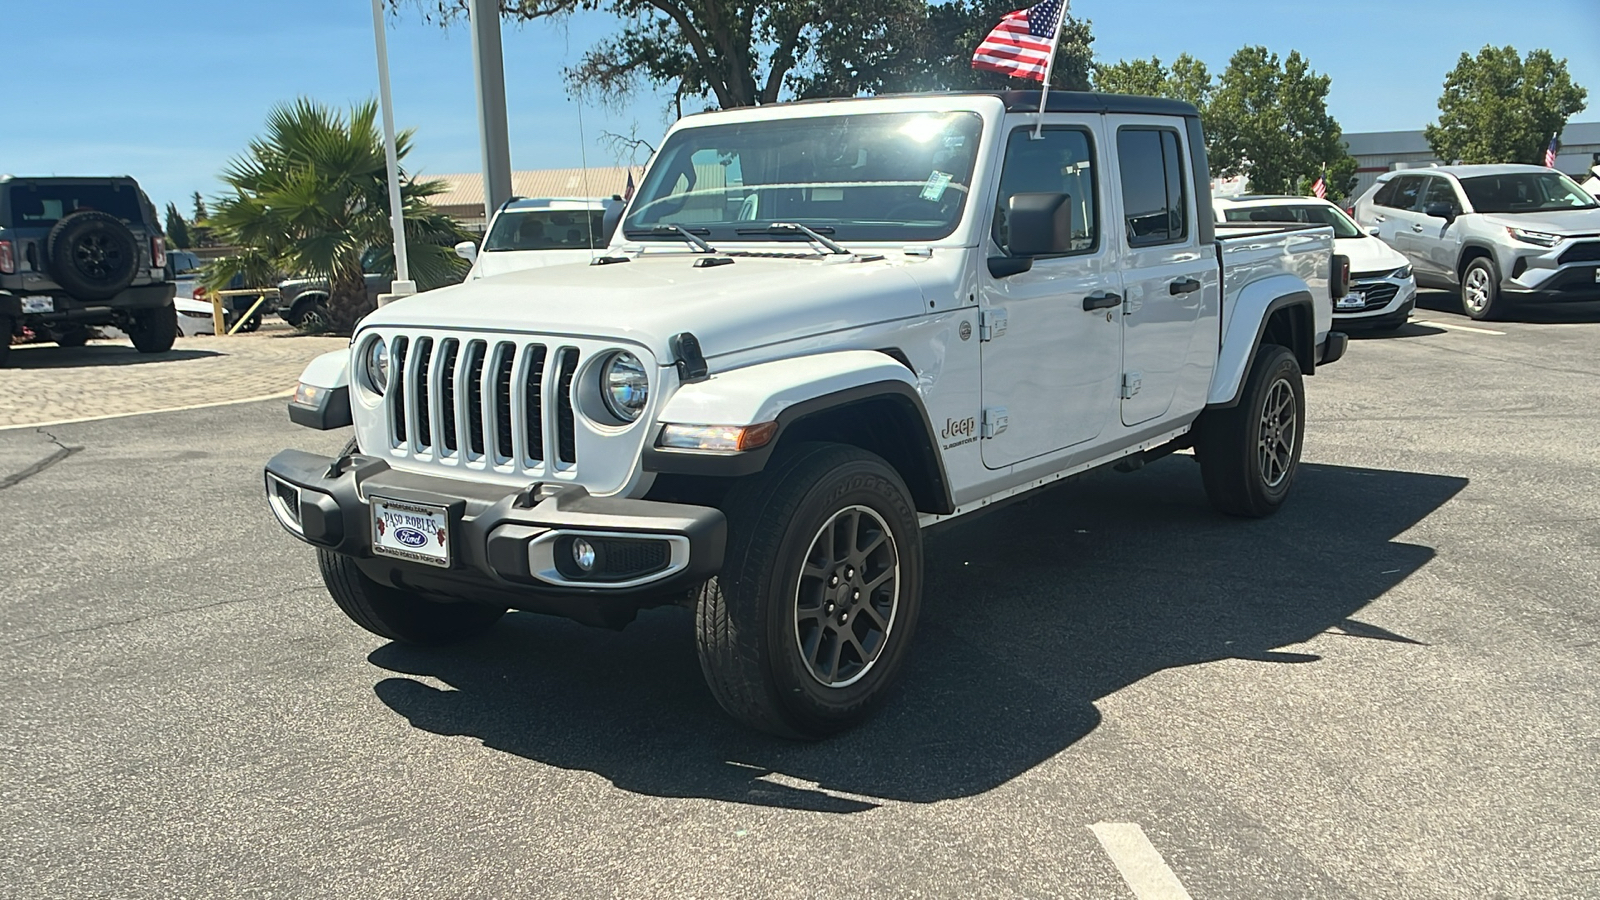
[207,98,468,333]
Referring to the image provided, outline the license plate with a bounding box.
[371,497,451,567]
[21,296,53,313]
[1336,292,1365,309]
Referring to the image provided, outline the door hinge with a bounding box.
[1121,372,1142,400]
[980,308,1008,341]
[982,406,1009,438]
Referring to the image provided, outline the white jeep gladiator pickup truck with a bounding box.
[265,91,1349,738]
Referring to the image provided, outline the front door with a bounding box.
[979,118,1122,469]
[1105,117,1212,427]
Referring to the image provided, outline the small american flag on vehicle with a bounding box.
[1545,135,1559,168]
[971,0,1066,83]
[623,171,636,202]
[1311,175,1327,199]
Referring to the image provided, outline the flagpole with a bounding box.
[1032,0,1071,139]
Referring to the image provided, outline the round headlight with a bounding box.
[601,351,648,422]
[363,337,389,395]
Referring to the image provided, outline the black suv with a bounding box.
[0,175,177,366]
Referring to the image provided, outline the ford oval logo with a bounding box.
[395,527,429,548]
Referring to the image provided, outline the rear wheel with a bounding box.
[695,443,923,739]
[127,304,178,353]
[1459,257,1506,321]
[0,316,13,368]
[1196,344,1305,518]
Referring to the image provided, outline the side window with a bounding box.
[1423,178,1459,209]
[1117,127,1190,246]
[1388,176,1424,211]
[1371,179,1398,207]
[993,127,1099,256]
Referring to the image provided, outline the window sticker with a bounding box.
[921,171,954,201]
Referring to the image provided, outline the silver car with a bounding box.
[1351,164,1600,320]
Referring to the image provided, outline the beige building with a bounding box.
[427,166,634,231]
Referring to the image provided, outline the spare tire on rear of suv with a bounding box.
[46,210,140,302]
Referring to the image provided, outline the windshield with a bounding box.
[623,111,985,243]
[1459,172,1598,214]
[1222,203,1362,239]
[485,209,610,252]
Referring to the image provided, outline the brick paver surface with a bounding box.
[2,325,346,428]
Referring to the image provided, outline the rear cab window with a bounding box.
[1116,128,1189,246]
[485,209,610,251]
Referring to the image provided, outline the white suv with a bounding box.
[456,197,624,280]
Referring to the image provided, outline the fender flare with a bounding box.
[1454,242,1499,282]
[287,349,352,430]
[1209,276,1315,408]
[643,350,954,514]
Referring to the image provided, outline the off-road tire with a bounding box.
[695,442,924,739]
[127,304,178,353]
[0,316,13,368]
[317,549,506,645]
[46,210,139,301]
[1196,344,1305,518]
[53,326,92,348]
[1459,256,1506,321]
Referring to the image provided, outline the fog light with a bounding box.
[572,538,597,572]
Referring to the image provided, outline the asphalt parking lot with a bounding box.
[3,292,1598,899]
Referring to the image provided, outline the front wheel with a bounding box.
[1196,344,1305,518]
[317,549,506,645]
[127,304,178,353]
[1459,257,1506,321]
[695,443,923,739]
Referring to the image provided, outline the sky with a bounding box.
[3,0,1597,216]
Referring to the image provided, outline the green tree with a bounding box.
[163,203,192,250]
[191,191,208,223]
[1206,46,1357,199]
[1093,56,1168,97]
[409,1,1091,111]
[207,99,469,333]
[1425,46,1588,165]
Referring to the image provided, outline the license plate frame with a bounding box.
[21,295,54,314]
[371,496,451,568]
[1336,292,1366,310]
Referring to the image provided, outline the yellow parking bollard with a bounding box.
[210,291,225,336]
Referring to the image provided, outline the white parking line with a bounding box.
[1090,822,1194,900]
[1415,319,1506,335]
[0,390,294,432]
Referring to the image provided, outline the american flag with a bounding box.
[1545,135,1559,168]
[623,171,636,202]
[1311,175,1327,199]
[971,0,1066,83]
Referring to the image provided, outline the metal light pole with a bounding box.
[371,0,414,304]
[469,0,514,222]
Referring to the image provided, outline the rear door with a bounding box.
[1104,117,1212,427]
[1380,175,1429,267]
[1417,176,1466,282]
[978,116,1122,469]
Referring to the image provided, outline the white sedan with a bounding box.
[455,197,625,280]
[1215,195,1417,330]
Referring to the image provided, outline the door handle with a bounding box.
[1083,291,1122,310]
[1373,215,1387,223]
[1411,224,1425,232]
[1169,277,1201,295]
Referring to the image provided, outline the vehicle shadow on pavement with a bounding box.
[1346,322,1446,340]
[5,345,223,368]
[369,459,1466,813]
[1416,290,1600,324]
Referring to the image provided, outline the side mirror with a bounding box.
[454,240,479,263]
[1004,192,1074,257]
[1423,201,1456,222]
[1365,226,1382,237]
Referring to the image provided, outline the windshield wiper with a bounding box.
[623,224,717,253]
[735,222,852,256]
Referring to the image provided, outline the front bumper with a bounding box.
[1334,277,1415,322]
[265,448,725,613]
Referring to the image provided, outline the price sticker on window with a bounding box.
[920,171,953,202]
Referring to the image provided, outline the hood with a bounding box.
[469,248,599,280]
[364,252,941,362]
[1336,233,1408,274]
[1481,206,1600,235]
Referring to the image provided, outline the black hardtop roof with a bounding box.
[1,175,141,185]
[699,90,1202,119]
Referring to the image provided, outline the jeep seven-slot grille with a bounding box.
[389,335,582,471]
